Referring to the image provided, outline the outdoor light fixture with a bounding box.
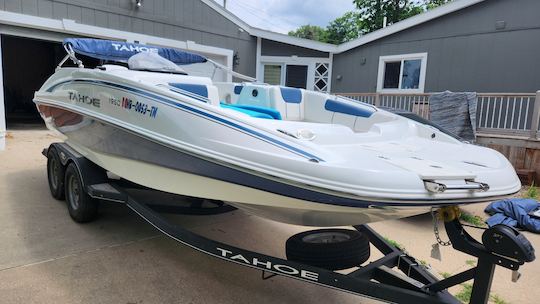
[133,0,142,8]
[233,52,240,67]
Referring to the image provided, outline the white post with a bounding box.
[531,90,540,139]
[374,93,381,107]
[0,36,5,151]
[255,37,262,82]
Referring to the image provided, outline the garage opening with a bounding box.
[2,35,66,128]
[2,35,99,129]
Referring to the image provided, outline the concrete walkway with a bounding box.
[0,130,538,303]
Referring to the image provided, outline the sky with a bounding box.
[216,0,357,34]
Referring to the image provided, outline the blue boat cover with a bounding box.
[485,198,540,233]
[64,38,207,65]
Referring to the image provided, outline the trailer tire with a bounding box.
[286,229,370,270]
[65,163,98,223]
[47,147,65,200]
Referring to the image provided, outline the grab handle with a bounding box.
[424,180,489,193]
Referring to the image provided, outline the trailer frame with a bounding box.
[44,142,534,304]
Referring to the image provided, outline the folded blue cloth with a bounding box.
[485,198,540,233]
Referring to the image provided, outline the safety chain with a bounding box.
[431,209,452,247]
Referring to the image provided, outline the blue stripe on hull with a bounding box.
[47,79,324,162]
[37,104,489,209]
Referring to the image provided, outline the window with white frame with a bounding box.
[263,64,283,85]
[314,63,329,92]
[259,57,331,92]
[376,53,427,93]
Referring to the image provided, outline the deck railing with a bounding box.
[336,91,540,139]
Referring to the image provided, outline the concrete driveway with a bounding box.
[1,130,538,303]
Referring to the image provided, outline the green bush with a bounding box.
[459,212,486,227]
[523,183,539,200]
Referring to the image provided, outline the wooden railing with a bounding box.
[336,92,540,139]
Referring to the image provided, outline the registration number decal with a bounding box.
[110,97,158,118]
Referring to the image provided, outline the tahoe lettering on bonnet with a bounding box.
[216,247,320,282]
[111,43,159,53]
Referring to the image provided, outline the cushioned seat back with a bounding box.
[303,91,379,131]
[236,84,272,108]
[233,85,305,121]
[303,91,333,123]
[169,82,220,106]
[268,87,304,121]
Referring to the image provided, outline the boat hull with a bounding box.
[33,67,520,226]
[34,103,514,226]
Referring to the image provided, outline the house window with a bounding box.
[285,65,308,89]
[263,64,282,85]
[314,63,329,92]
[260,59,331,92]
[377,53,427,93]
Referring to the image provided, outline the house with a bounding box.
[0,0,539,146]
[248,0,540,95]
[330,0,540,94]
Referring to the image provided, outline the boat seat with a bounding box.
[268,87,304,121]
[303,95,379,131]
[220,103,279,119]
[234,85,305,121]
[220,103,281,120]
[169,82,220,106]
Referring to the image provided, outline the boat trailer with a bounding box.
[44,143,535,304]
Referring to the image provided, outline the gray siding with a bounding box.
[0,0,257,77]
[261,39,329,58]
[332,0,540,93]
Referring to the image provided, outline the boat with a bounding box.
[34,38,521,226]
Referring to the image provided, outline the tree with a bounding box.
[288,25,328,42]
[287,0,454,44]
[353,0,424,33]
[426,0,452,9]
[326,11,364,44]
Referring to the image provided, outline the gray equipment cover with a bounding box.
[429,91,477,141]
[128,52,186,74]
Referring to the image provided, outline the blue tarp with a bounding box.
[64,38,207,65]
[485,198,540,233]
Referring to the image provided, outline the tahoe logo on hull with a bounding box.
[69,92,100,108]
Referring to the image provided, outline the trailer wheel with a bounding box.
[286,229,370,270]
[65,163,98,223]
[47,147,65,200]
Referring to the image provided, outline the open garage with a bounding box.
[2,35,67,128]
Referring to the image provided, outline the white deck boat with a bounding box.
[34,38,520,226]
